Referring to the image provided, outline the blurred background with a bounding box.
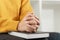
[30,0,60,40]
[30,0,60,33]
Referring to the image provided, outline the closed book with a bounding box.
[8,32,49,39]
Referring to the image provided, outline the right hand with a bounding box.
[18,13,40,33]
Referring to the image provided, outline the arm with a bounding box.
[20,0,33,21]
[0,18,19,33]
[0,0,33,33]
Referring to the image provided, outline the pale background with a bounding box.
[30,0,60,33]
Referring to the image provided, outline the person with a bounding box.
[0,0,40,40]
[0,0,40,33]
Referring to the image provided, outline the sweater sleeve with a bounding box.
[0,18,19,33]
[20,0,33,21]
[0,0,33,33]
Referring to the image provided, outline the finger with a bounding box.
[35,25,39,30]
[27,24,38,33]
[27,24,37,30]
[26,17,40,25]
[33,25,38,29]
[27,20,37,25]
[34,15,39,20]
[34,30,37,32]
[35,18,40,25]
[27,16,40,25]
[26,25,34,32]
[32,25,39,30]
[33,17,40,25]
[25,17,33,21]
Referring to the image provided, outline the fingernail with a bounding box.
[34,30,36,32]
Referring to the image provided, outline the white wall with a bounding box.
[40,9,54,32]
[43,0,60,1]
[54,10,60,33]
[30,0,60,32]
[43,1,60,33]
[30,0,55,32]
[30,0,40,17]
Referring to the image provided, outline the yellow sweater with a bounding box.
[0,0,33,33]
